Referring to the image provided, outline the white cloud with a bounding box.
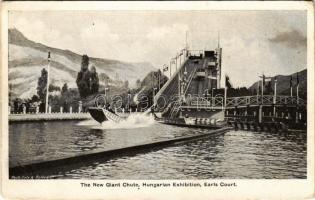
[9,11,306,87]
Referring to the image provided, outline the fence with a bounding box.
[225,95,306,108]
[9,104,83,115]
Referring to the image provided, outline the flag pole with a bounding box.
[297,85,299,103]
[45,52,51,113]
[169,60,172,78]
[296,72,299,104]
[179,52,182,68]
[224,75,227,109]
[290,75,293,97]
[274,77,277,101]
[175,55,178,71]
[273,77,277,116]
[261,76,264,97]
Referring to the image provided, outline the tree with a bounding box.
[61,83,68,95]
[76,55,101,98]
[31,95,40,102]
[49,84,61,92]
[136,79,141,88]
[37,68,48,103]
[90,65,99,94]
[76,55,91,98]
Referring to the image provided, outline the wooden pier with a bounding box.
[225,95,306,131]
[158,94,306,131]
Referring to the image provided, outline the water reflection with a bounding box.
[9,121,197,167]
[59,130,306,179]
[9,121,306,179]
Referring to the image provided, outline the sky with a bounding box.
[9,10,307,87]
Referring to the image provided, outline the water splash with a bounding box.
[92,113,155,130]
[76,119,100,126]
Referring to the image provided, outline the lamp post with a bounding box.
[45,52,51,114]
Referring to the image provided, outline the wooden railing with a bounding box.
[182,96,224,109]
[225,95,306,108]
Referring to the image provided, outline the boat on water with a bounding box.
[88,107,126,123]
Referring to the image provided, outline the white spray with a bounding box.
[77,112,155,130]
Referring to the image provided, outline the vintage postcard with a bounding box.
[1,1,314,199]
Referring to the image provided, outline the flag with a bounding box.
[290,76,293,88]
[296,72,299,86]
[225,75,232,89]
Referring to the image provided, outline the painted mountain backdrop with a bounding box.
[8,28,156,99]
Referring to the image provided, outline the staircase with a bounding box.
[183,67,197,96]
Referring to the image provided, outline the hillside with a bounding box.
[248,69,307,97]
[8,28,156,99]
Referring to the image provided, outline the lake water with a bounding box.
[9,114,306,179]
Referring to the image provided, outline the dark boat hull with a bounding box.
[88,107,108,123]
[88,107,126,123]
